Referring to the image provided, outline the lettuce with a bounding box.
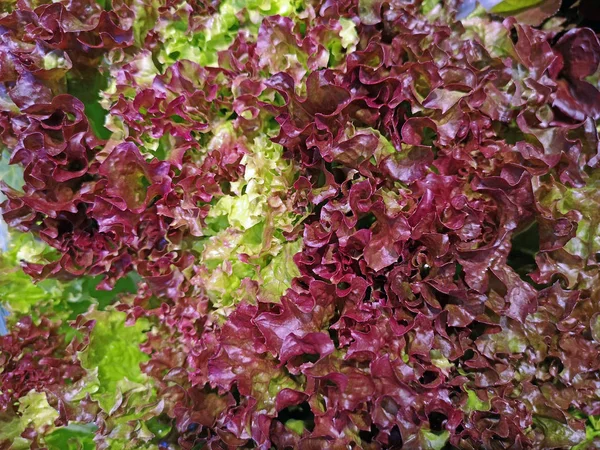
[76,310,152,411]
[0,391,59,449]
[201,134,304,312]
[156,0,304,67]
[1,0,599,448]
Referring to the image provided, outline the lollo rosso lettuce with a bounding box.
[0,0,600,449]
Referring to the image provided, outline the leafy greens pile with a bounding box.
[1,0,600,448]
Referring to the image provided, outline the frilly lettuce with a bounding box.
[3,0,600,448]
[0,232,57,318]
[70,310,162,448]
[45,424,97,450]
[0,167,66,323]
[156,0,304,67]
[200,134,304,312]
[0,391,59,449]
[75,310,153,413]
[258,238,303,302]
[554,178,600,262]
[209,134,297,230]
[0,228,136,324]
[101,51,160,105]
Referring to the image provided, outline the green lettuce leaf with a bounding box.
[45,423,97,450]
[0,391,59,449]
[259,239,302,302]
[76,310,152,412]
[555,179,600,262]
[533,416,586,448]
[491,0,543,13]
[200,134,305,313]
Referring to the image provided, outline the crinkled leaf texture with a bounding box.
[0,0,600,449]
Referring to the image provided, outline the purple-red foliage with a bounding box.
[1,0,600,449]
